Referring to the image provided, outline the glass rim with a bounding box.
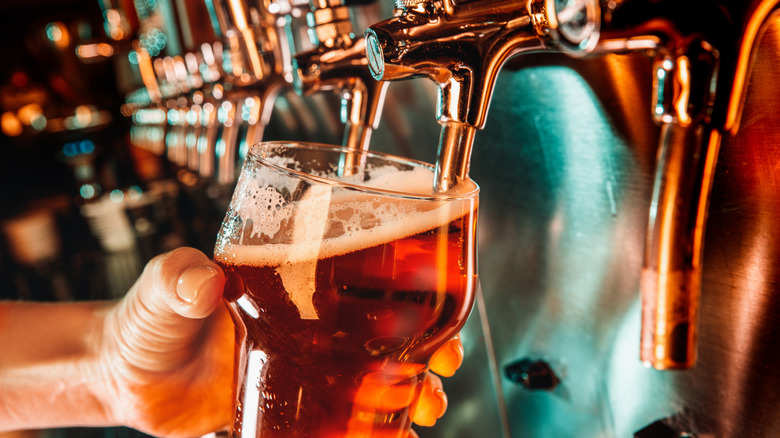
[246,141,479,201]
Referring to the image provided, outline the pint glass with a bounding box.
[214,142,479,437]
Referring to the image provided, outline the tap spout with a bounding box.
[292,37,389,154]
[365,0,600,130]
[365,0,600,192]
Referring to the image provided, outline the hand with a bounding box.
[99,247,464,438]
[412,336,464,429]
[98,247,232,437]
[349,337,464,438]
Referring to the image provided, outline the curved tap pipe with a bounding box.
[365,0,600,190]
[292,38,389,158]
[640,41,718,370]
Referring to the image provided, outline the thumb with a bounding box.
[109,248,226,375]
[140,247,226,320]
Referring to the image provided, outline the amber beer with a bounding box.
[217,206,477,437]
[214,142,478,437]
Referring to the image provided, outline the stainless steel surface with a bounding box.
[419,14,780,438]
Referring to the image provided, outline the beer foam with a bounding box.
[215,166,476,267]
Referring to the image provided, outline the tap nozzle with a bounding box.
[365,0,600,190]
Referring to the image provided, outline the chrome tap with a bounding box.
[365,0,601,191]
[208,0,292,183]
[289,0,390,161]
[593,0,780,370]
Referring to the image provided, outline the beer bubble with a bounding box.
[335,207,354,220]
[360,212,379,229]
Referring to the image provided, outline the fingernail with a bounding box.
[430,341,463,377]
[433,387,448,418]
[177,265,219,303]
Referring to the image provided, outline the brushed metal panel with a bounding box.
[418,17,780,438]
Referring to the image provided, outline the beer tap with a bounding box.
[365,0,601,191]
[208,0,292,184]
[591,0,780,370]
[289,0,390,164]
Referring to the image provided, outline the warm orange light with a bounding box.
[137,47,162,103]
[105,9,126,41]
[725,0,779,133]
[74,105,94,128]
[76,43,115,59]
[17,104,44,126]
[1,112,23,136]
[674,56,692,125]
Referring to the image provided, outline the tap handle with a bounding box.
[640,45,718,370]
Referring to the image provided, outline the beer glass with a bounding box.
[214,141,479,438]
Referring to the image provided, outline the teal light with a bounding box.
[110,189,125,203]
[80,184,96,199]
[216,137,226,158]
[46,23,61,43]
[167,109,180,125]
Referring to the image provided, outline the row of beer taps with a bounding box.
[128,0,780,371]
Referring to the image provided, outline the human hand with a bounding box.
[411,336,464,430]
[348,336,464,438]
[98,247,233,437]
[97,247,464,438]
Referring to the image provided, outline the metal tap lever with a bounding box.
[210,0,288,85]
[206,0,292,183]
[365,0,601,190]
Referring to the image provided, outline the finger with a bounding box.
[142,247,226,320]
[428,336,464,378]
[352,363,426,411]
[409,373,447,427]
